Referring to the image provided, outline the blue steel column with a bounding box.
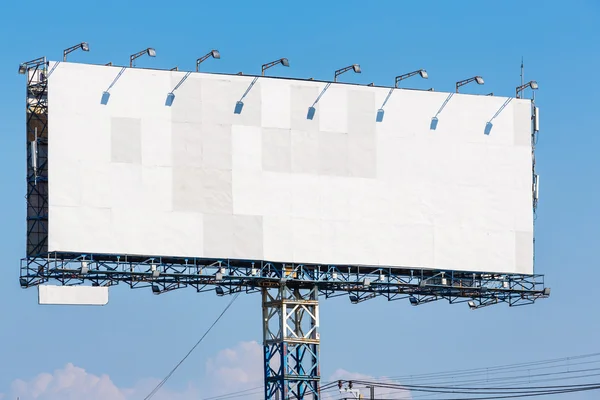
[263,285,320,400]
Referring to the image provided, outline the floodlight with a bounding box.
[516,80,539,98]
[215,286,225,296]
[262,58,290,76]
[215,272,223,281]
[334,64,361,82]
[349,295,359,304]
[395,69,428,88]
[409,296,418,306]
[331,272,338,280]
[130,48,156,67]
[456,76,485,93]
[152,285,161,294]
[468,301,477,310]
[543,287,551,296]
[81,261,89,274]
[17,56,46,75]
[196,49,221,72]
[63,42,90,61]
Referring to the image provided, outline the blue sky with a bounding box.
[0,0,599,399]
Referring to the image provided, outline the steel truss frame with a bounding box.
[263,286,320,400]
[20,60,548,400]
[20,253,548,308]
[25,58,49,259]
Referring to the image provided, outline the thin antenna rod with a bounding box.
[521,56,524,89]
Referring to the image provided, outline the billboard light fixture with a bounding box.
[262,58,289,76]
[130,48,156,67]
[80,261,89,274]
[456,76,484,93]
[516,80,539,98]
[334,64,361,82]
[395,69,428,88]
[196,49,221,72]
[18,56,46,75]
[63,42,89,61]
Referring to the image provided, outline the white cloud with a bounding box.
[4,342,264,400]
[5,342,410,400]
[7,363,198,400]
[202,340,264,399]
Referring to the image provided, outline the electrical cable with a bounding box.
[143,292,240,400]
[201,351,600,400]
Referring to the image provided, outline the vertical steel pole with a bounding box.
[263,284,320,400]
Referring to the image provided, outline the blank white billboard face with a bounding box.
[47,62,534,274]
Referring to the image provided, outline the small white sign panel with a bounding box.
[38,284,109,306]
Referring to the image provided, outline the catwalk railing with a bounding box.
[20,252,548,309]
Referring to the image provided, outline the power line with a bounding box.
[200,351,600,400]
[143,293,241,400]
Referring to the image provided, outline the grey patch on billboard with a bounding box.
[111,117,142,163]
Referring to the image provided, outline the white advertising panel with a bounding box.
[38,284,109,305]
[47,62,534,274]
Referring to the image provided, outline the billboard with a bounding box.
[45,62,534,274]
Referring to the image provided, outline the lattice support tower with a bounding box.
[263,285,320,400]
